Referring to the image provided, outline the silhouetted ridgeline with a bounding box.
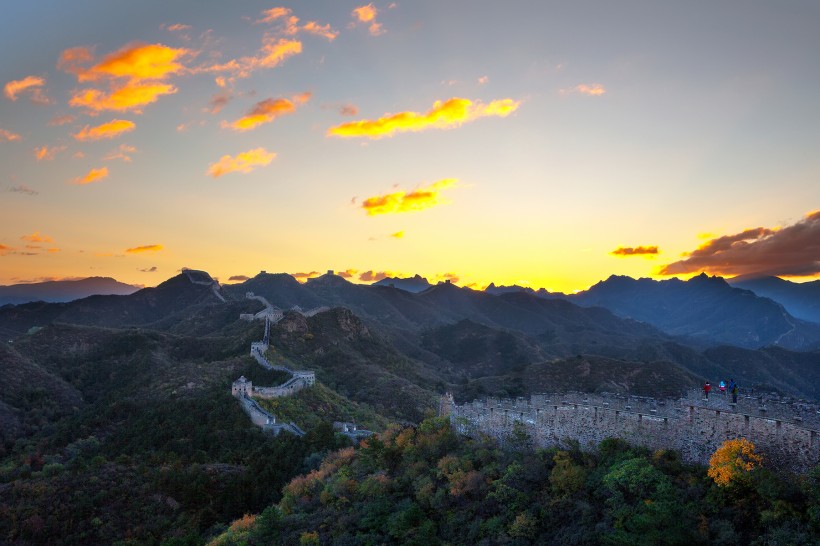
[444,390,820,471]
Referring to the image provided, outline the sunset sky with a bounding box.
[1,1,819,292]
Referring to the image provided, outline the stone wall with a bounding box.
[448,391,820,472]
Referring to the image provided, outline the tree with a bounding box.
[708,438,762,487]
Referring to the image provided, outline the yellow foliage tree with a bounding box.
[707,438,763,486]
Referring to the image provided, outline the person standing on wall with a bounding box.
[704,381,711,400]
[731,383,738,404]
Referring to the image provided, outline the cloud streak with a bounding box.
[327,97,520,139]
[360,178,458,215]
[0,128,21,141]
[224,93,310,131]
[126,244,163,254]
[207,147,276,177]
[4,75,48,103]
[73,119,135,141]
[73,167,109,185]
[659,211,820,277]
[611,245,659,257]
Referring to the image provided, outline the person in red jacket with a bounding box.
[703,381,711,399]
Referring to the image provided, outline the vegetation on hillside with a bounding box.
[210,418,820,546]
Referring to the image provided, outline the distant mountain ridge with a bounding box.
[730,275,820,324]
[0,276,139,306]
[372,274,432,293]
[482,273,820,351]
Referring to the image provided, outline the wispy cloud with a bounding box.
[224,93,310,131]
[102,144,137,162]
[34,145,66,161]
[206,90,232,114]
[73,119,135,141]
[611,245,659,257]
[228,274,250,282]
[126,244,163,254]
[166,23,191,32]
[49,114,75,126]
[562,83,606,96]
[360,179,458,215]
[194,38,302,79]
[358,270,392,282]
[659,210,820,278]
[4,75,49,103]
[0,244,16,256]
[8,185,38,195]
[0,128,21,141]
[138,266,158,272]
[21,232,54,243]
[256,7,338,40]
[207,147,276,177]
[390,230,404,239]
[328,97,520,139]
[73,167,109,185]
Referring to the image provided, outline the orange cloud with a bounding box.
[390,231,404,239]
[4,76,48,102]
[60,43,188,113]
[102,144,137,162]
[340,104,359,116]
[73,119,135,141]
[292,271,321,282]
[125,244,163,254]
[207,147,276,177]
[611,246,659,257]
[353,4,377,22]
[256,7,292,23]
[361,179,458,215]
[337,269,358,279]
[259,38,302,68]
[0,128,21,141]
[73,167,109,185]
[166,24,191,32]
[659,211,820,278]
[69,82,177,113]
[224,93,309,131]
[328,97,520,139]
[302,21,339,41]
[61,43,189,82]
[358,270,391,282]
[21,232,54,243]
[34,145,66,161]
[0,244,15,255]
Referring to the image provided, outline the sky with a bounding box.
[1,0,819,292]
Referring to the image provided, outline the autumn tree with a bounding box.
[708,438,763,487]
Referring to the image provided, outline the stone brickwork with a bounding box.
[447,391,820,472]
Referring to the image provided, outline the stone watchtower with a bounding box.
[232,376,253,397]
[439,392,455,417]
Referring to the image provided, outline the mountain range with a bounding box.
[2,269,818,402]
[0,276,139,307]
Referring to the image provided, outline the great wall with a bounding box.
[441,390,820,471]
[186,270,819,467]
[232,291,372,441]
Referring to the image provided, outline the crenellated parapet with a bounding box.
[445,391,820,472]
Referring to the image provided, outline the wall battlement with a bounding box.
[446,391,820,472]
